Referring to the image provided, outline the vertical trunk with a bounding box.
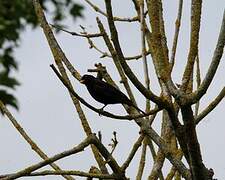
[181,105,208,179]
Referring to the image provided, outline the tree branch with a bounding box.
[187,10,225,104]
[180,0,202,92]
[91,136,127,179]
[170,0,183,71]
[85,0,140,22]
[1,135,94,180]
[2,134,128,180]
[145,0,179,100]
[158,0,170,65]
[136,140,147,180]
[195,87,225,124]
[0,101,74,180]
[121,135,145,171]
[144,128,191,179]
[194,54,201,117]
[32,0,108,174]
[51,24,103,38]
[146,0,170,80]
[139,0,151,114]
[33,0,82,80]
[181,105,206,179]
[53,23,151,61]
[50,64,162,120]
[96,17,138,107]
[104,0,165,107]
[0,170,115,179]
[148,149,165,180]
[165,149,183,180]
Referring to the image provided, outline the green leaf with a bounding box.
[69,3,84,20]
[0,0,84,110]
[0,47,18,73]
[0,90,18,110]
[0,72,20,89]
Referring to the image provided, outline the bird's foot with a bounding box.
[98,105,106,116]
[98,108,104,116]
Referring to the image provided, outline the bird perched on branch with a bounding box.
[80,74,146,115]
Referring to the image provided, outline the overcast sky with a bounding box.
[0,0,224,179]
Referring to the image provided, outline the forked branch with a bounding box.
[195,87,225,124]
[187,10,225,104]
[180,0,202,92]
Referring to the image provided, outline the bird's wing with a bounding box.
[94,79,131,104]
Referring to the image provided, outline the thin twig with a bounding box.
[149,106,158,126]
[195,87,225,124]
[125,50,151,60]
[85,37,151,60]
[139,0,151,115]
[0,101,74,180]
[55,23,151,61]
[0,170,115,179]
[108,131,118,155]
[140,0,150,90]
[121,135,145,171]
[194,54,201,117]
[51,24,103,38]
[146,137,156,159]
[136,139,147,180]
[84,0,141,22]
[170,0,183,71]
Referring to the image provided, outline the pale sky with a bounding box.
[0,0,224,179]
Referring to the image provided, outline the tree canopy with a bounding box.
[0,0,84,109]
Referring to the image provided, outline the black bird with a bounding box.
[80,74,146,115]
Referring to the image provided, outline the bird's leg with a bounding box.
[100,104,107,111]
[98,104,107,116]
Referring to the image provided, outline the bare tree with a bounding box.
[0,0,224,179]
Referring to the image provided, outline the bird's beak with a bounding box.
[80,79,85,84]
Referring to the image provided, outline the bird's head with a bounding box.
[80,74,95,85]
